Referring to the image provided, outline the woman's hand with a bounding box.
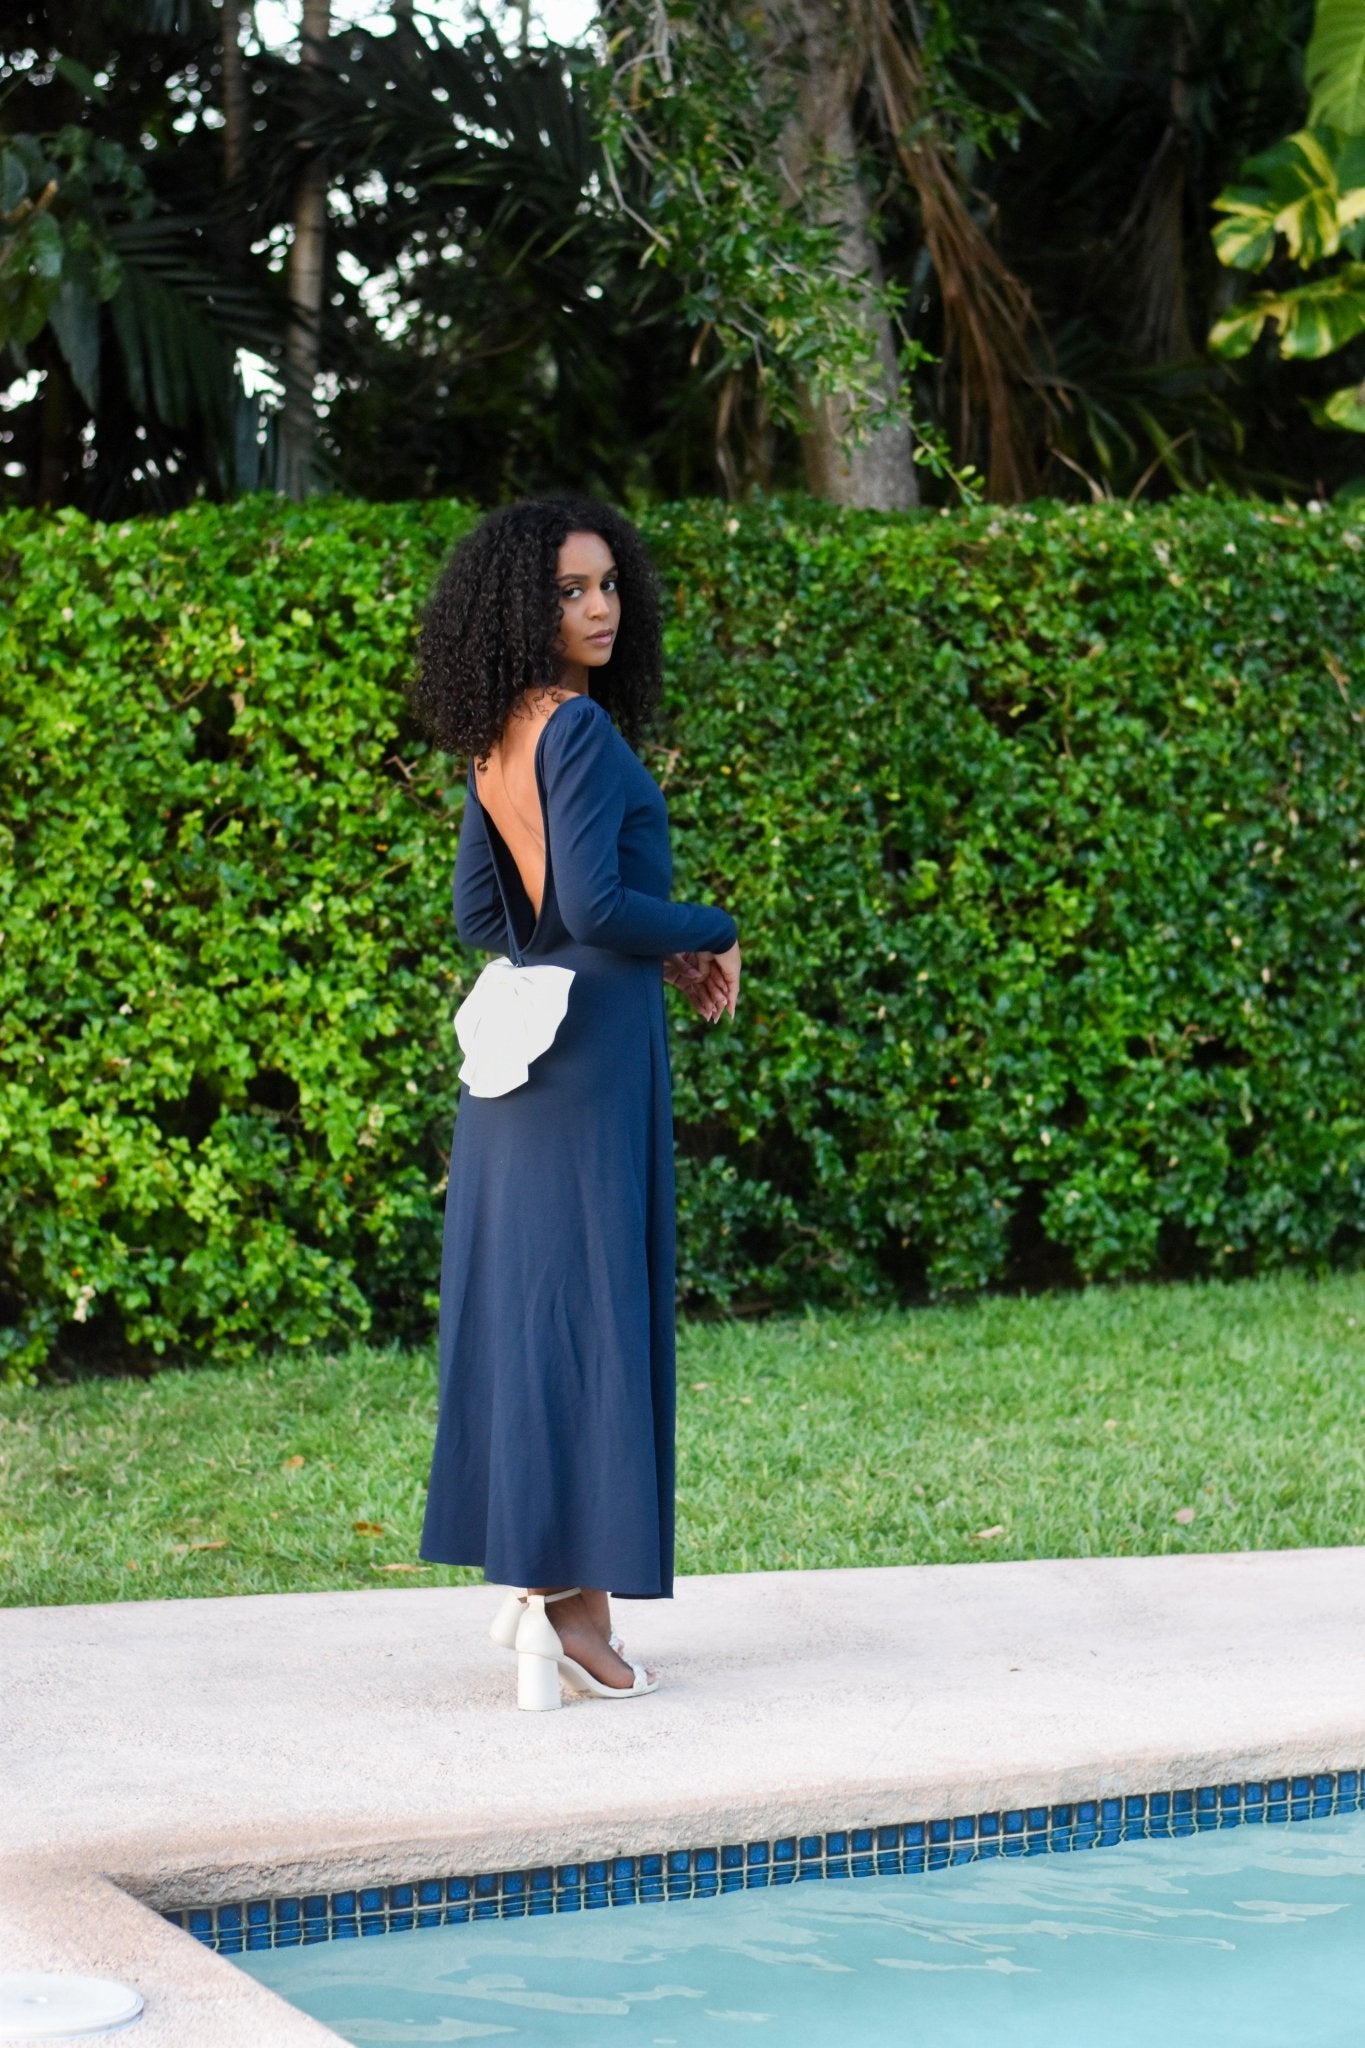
[662,951,714,1021]
[663,943,740,1024]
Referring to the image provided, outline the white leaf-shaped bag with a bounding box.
[454,956,575,1098]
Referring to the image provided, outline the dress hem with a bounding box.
[417,1545,673,1602]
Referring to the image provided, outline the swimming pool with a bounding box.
[217,1784,1365,2046]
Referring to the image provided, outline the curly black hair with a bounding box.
[410,494,664,763]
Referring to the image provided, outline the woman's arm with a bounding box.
[453,778,511,950]
[543,697,737,957]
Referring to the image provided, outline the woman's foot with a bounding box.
[529,1587,656,1691]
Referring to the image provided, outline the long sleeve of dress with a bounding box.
[543,696,738,957]
[453,780,511,951]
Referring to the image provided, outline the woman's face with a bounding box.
[554,529,621,673]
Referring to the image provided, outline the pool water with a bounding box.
[233,1808,1365,2045]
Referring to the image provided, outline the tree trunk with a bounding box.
[762,0,918,509]
[278,0,329,499]
[221,2,251,270]
[221,3,248,183]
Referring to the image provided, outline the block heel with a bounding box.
[516,1646,563,1711]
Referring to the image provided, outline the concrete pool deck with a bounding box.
[3,1548,1364,2043]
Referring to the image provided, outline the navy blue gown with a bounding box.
[419,692,738,1599]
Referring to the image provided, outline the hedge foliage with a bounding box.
[3,491,1364,1380]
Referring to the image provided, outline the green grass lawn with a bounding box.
[3,1268,1363,1608]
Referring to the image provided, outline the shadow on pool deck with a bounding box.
[3,1551,1364,2045]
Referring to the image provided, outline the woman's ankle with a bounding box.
[580,1587,611,1636]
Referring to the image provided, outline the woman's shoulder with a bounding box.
[539,689,614,757]
[546,687,607,725]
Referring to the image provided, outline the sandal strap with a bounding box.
[540,1587,581,1606]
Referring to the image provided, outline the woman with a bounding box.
[410,495,741,1710]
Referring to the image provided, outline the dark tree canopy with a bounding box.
[2,0,1361,513]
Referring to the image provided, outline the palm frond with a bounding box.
[862,0,1051,499]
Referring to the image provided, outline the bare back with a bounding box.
[474,687,578,917]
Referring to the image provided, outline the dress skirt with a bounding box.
[418,691,737,1599]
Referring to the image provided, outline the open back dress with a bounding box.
[419,691,738,1599]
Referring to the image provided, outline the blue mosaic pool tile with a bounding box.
[173,1763,1365,1952]
[331,1893,358,1941]
[275,1901,302,1949]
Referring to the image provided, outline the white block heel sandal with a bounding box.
[489,1586,625,1658]
[514,1588,658,1711]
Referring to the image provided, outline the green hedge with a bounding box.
[3,491,1364,1380]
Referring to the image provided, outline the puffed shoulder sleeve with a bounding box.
[453,766,510,951]
[541,697,738,957]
